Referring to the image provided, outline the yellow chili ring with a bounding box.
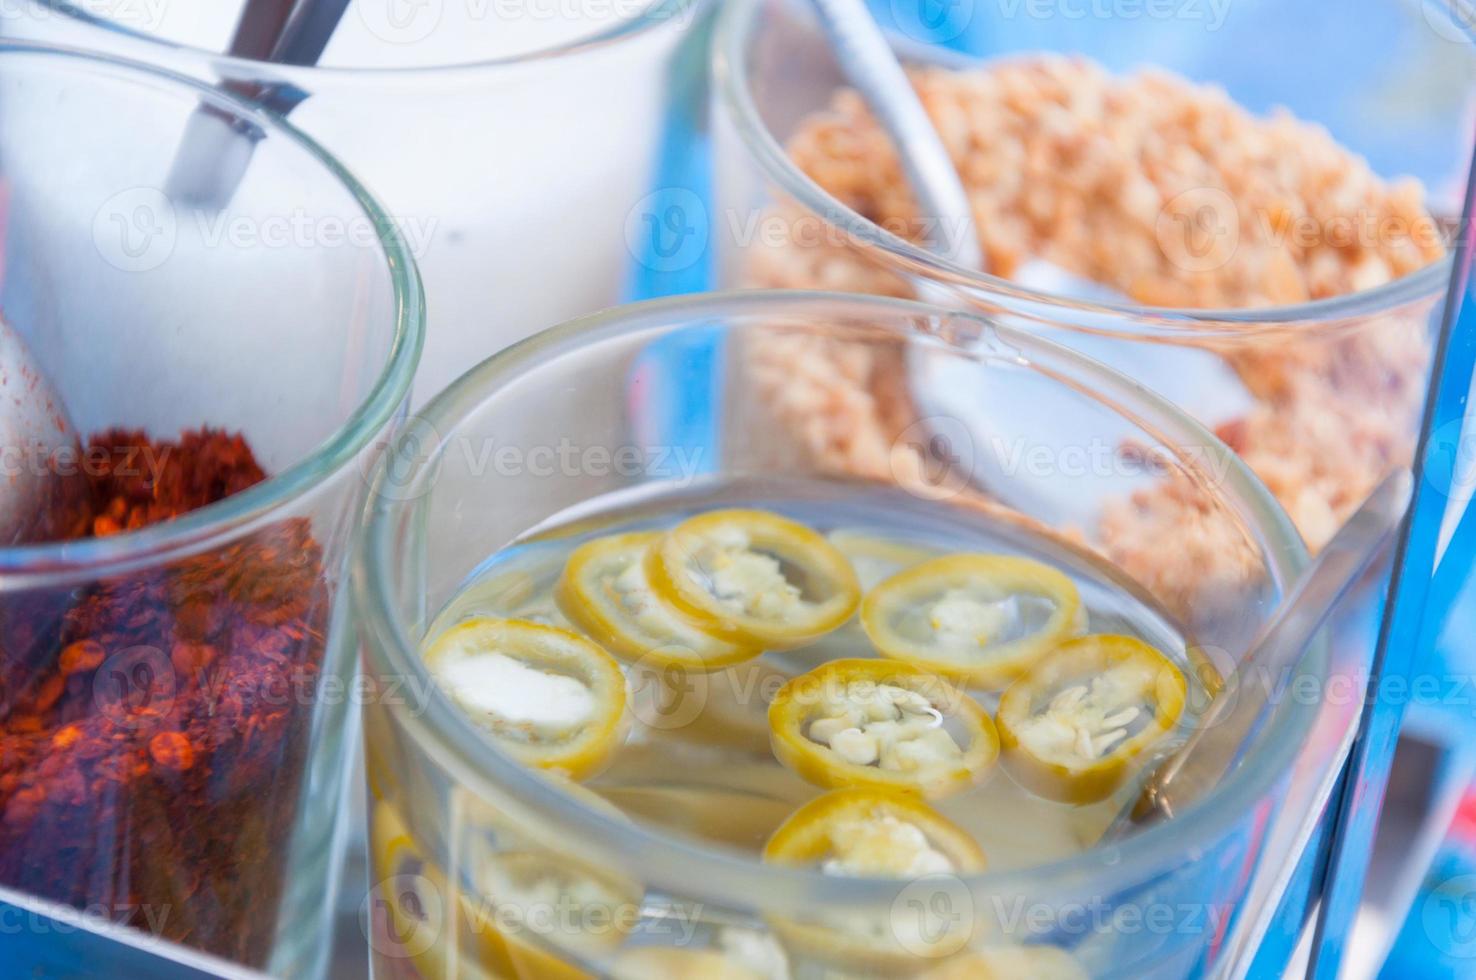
[922,945,1086,980]
[555,531,761,671]
[453,779,638,980]
[764,788,986,873]
[612,948,766,980]
[763,789,985,972]
[768,659,999,799]
[861,554,1086,689]
[997,634,1187,804]
[423,618,628,780]
[827,529,941,589]
[368,801,514,978]
[487,850,639,980]
[646,509,861,648]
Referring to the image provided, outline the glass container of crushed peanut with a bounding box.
[712,0,1473,558]
[354,291,1369,979]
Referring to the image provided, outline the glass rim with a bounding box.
[356,288,1321,912]
[33,0,704,77]
[712,0,1454,337]
[0,39,426,582]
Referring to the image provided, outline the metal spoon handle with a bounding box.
[809,0,982,269]
[273,0,352,66]
[1111,468,1413,836]
[226,0,301,60]
[164,0,351,209]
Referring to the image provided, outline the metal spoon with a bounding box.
[1100,468,1414,842]
[166,0,352,209]
[811,0,981,270]
[811,0,1126,300]
[813,0,1183,512]
[0,317,93,546]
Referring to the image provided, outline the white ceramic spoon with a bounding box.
[0,317,92,545]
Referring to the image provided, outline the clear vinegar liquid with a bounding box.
[427,476,1197,871]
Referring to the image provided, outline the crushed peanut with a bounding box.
[758,57,1442,307]
[737,55,1444,612]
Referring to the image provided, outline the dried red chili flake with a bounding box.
[148,731,195,772]
[58,640,104,676]
[0,428,331,967]
[86,428,265,530]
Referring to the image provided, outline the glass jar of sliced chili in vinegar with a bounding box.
[0,43,422,978]
[356,294,1367,980]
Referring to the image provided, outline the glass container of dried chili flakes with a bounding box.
[0,43,424,978]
